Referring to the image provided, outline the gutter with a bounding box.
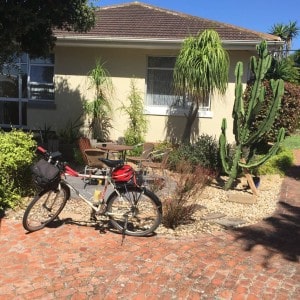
[55,36,284,51]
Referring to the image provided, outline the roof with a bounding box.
[54,2,282,49]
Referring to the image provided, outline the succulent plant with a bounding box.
[219,41,285,191]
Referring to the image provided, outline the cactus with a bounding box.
[219,41,285,191]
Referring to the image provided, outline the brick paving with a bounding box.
[0,151,299,300]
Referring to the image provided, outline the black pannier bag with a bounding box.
[31,159,61,189]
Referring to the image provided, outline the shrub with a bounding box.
[168,134,220,172]
[244,80,300,143]
[162,162,215,229]
[257,147,294,176]
[57,116,83,144]
[0,129,36,212]
[168,143,190,170]
[73,147,85,166]
[121,79,148,155]
[191,135,221,170]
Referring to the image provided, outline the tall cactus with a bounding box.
[219,41,285,191]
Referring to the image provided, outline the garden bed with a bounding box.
[4,174,283,238]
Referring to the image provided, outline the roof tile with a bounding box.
[55,2,280,42]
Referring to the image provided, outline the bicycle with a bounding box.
[22,146,162,237]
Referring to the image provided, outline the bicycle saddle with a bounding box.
[99,158,124,168]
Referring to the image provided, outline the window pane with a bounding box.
[1,63,19,77]
[147,57,177,106]
[0,60,26,98]
[148,57,176,68]
[146,56,211,110]
[30,55,54,64]
[147,69,175,105]
[29,55,54,100]
[20,53,28,63]
[0,101,27,125]
[0,74,18,98]
[30,66,53,84]
[29,83,54,100]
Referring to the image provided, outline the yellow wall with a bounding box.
[27,46,252,143]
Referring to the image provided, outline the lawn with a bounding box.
[282,133,300,149]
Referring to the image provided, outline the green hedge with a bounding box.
[0,129,36,212]
[244,80,300,143]
[257,147,294,176]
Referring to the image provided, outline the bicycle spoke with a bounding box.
[23,187,68,232]
[107,187,162,236]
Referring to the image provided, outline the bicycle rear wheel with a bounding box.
[22,184,69,232]
[106,186,162,236]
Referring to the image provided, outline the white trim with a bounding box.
[55,36,284,51]
[144,105,213,118]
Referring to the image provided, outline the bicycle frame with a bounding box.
[40,144,146,214]
[62,168,116,214]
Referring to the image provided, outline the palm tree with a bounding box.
[285,21,299,53]
[173,29,229,143]
[269,21,299,56]
[269,22,300,84]
[269,23,287,39]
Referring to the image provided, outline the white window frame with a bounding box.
[145,56,213,118]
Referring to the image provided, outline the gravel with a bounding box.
[155,174,283,237]
[4,174,283,238]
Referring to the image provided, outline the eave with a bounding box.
[55,36,284,51]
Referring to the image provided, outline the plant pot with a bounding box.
[253,176,260,188]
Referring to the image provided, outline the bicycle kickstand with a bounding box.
[121,214,129,245]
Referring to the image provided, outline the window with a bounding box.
[0,53,54,126]
[145,56,211,117]
[0,54,55,101]
[146,57,177,106]
[29,56,55,100]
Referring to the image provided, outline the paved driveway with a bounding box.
[0,151,299,299]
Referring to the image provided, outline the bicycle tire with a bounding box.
[22,183,69,232]
[106,186,162,236]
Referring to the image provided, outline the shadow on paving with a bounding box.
[232,201,300,267]
[285,165,300,179]
[231,163,300,268]
[0,211,4,229]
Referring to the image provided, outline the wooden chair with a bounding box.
[126,142,154,167]
[141,148,171,177]
[78,137,107,178]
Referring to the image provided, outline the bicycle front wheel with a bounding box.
[22,184,69,232]
[106,187,162,236]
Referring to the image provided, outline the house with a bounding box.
[0,1,283,143]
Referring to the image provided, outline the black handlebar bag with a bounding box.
[31,159,61,190]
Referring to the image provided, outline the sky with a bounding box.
[91,0,300,52]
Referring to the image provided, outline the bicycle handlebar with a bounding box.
[36,146,79,177]
[37,146,47,154]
